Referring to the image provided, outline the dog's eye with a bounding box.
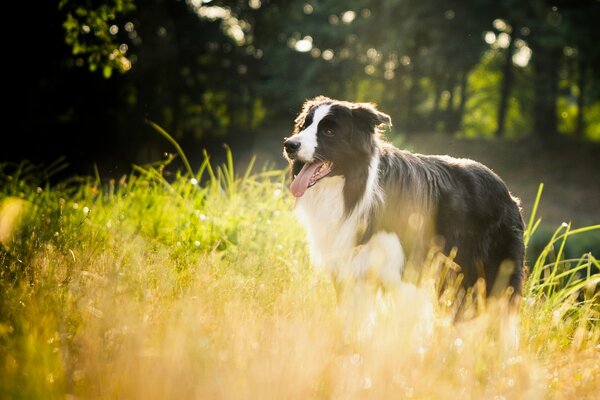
[321,124,336,137]
[320,119,337,137]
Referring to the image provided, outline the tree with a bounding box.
[493,0,527,137]
[561,1,600,138]
[59,0,136,78]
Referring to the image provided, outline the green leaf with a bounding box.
[103,65,113,79]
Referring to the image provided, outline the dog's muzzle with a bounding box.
[284,138,301,159]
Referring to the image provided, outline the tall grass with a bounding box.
[0,150,599,399]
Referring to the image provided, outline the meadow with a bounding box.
[1,145,599,399]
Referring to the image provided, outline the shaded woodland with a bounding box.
[9,0,600,173]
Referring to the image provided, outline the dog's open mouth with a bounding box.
[290,161,333,198]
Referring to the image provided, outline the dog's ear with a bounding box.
[351,103,392,133]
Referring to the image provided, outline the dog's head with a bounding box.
[283,96,391,197]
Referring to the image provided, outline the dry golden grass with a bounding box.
[1,158,599,399]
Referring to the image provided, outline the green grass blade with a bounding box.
[525,183,544,246]
[202,149,217,183]
[146,120,194,178]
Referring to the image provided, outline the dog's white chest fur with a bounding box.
[295,176,405,287]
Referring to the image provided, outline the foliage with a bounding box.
[59,0,135,77]
[42,0,600,163]
[1,153,599,398]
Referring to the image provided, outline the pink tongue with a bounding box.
[290,162,323,198]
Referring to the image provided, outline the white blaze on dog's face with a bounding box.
[294,104,331,162]
[284,97,391,198]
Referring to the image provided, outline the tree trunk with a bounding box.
[404,75,416,133]
[575,57,586,138]
[443,73,457,134]
[430,76,443,131]
[532,45,561,139]
[495,30,518,137]
[449,71,469,134]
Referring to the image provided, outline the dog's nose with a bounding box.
[284,139,301,154]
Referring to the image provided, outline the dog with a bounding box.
[283,96,525,305]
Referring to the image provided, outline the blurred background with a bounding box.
[6,0,600,230]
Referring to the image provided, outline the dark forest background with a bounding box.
[6,0,600,177]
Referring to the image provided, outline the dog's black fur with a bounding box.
[286,96,526,298]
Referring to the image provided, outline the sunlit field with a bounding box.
[1,149,599,399]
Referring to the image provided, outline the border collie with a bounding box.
[284,96,525,302]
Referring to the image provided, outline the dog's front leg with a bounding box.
[332,232,406,341]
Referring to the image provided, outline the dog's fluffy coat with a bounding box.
[284,96,525,299]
